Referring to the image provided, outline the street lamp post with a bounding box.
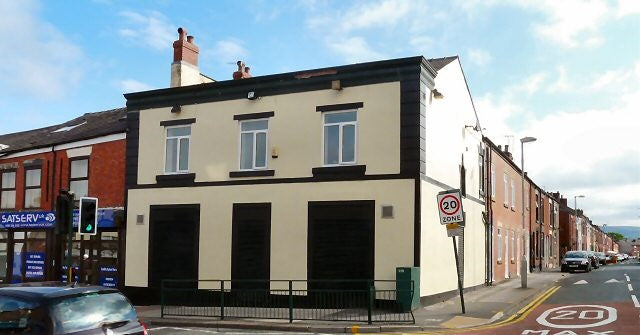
[575,195,585,250]
[520,136,536,289]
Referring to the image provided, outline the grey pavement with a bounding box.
[138,270,567,334]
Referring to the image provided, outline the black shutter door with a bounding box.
[232,203,271,290]
[148,205,200,289]
[308,201,374,290]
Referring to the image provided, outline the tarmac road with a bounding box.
[450,261,640,335]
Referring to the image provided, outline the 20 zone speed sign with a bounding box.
[437,190,464,225]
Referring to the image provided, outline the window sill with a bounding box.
[229,170,275,178]
[503,203,508,208]
[312,165,366,180]
[511,259,516,264]
[511,207,516,212]
[497,260,503,265]
[156,173,196,186]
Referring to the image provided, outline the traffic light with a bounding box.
[78,197,98,235]
[55,191,73,235]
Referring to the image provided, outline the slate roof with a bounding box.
[428,56,458,71]
[0,107,127,155]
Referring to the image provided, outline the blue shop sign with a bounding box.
[25,252,45,280]
[99,266,118,288]
[0,212,56,229]
[0,209,118,229]
[73,209,116,229]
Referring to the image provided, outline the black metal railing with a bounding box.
[160,279,415,324]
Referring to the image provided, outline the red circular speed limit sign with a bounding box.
[439,194,461,215]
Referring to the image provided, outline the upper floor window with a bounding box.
[511,178,516,209]
[491,163,496,198]
[323,111,357,166]
[24,168,41,208]
[503,173,508,207]
[165,126,191,174]
[479,146,485,195]
[1,170,16,209]
[240,120,268,170]
[70,158,89,198]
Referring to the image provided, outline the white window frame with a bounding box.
[503,173,508,206]
[164,125,191,174]
[511,178,516,209]
[239,119,269,170]
[511,230,515,261]
[497,227,503,261]
[491,163,496,198]
[0,170,17,209]
[322,110,358,166]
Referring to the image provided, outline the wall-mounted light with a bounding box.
[271,147,279,159]
[331,80,342,91]
[247,91,257,100]
[432,88,444,99]
[171,105,181,113]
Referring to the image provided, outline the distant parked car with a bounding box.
[596,252,607,266]
[561,251,592,273]
[0,282,147,334]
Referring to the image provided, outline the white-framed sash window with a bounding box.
[1,170,16,209]
[323,111,357,166]
[239,119,269,170]
[164,126,191,174]
[24,168,41,208]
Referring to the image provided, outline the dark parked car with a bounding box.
[596,252,607,266]
[0,282,147,334]
[561,250,592,273]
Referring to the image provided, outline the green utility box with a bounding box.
[396,267,420,312]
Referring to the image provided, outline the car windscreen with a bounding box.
[0,295,41,332]
[565,252,586,258]
[49,292,138,334]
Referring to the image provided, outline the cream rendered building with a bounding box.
[123,36,486,305]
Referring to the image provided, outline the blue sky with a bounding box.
[0,0,638,228]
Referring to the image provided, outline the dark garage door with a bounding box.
[308,201,374,290]
[232,203,271,289]
[148,204,200,288]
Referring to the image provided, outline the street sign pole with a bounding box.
[452,236,465,314]
[66,192,74,283]
[437,189,466,314]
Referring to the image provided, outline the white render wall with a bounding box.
[419,58,487,296]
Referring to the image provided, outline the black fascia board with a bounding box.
[124,56,436,111]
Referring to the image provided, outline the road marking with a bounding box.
[625,274,630,282]
[604,278,620,283]
[632,294,640,308]
[574,280,588,285]
[409,286,561,334]
[628,283,633,291]
[536,305,617,329]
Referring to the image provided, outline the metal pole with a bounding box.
[452,237,465,314]
[66,192,74,283]
[520,141,527,288]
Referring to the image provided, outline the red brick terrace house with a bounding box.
[0,108,126,286]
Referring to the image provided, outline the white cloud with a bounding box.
[120,79,154,93]
[546,66,573,93]
[477,64,640,227]
[326,37,386,63]
[210,39,248,63]
[456,0,639,48]
[617,0,640,17]
[0,0,85,99]
[118,10,175,50]
[467,49,492,68]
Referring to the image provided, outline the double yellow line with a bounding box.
[382,285,561,335]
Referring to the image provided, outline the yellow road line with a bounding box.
[391,285,561,335]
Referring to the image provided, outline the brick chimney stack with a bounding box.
[233,60,253,80]
[171,27,213,87]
